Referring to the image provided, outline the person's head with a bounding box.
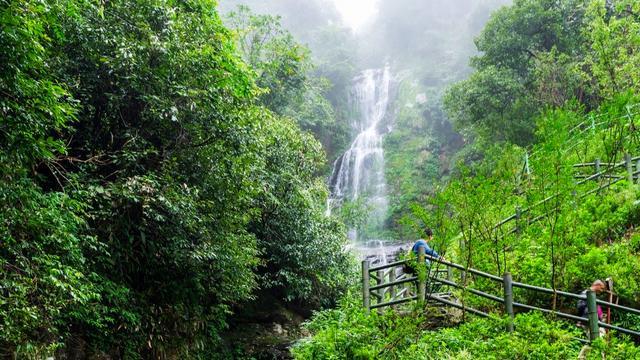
[424,227,433,241]
[590,280,606,294]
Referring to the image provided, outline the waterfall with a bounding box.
[328,66,392,241]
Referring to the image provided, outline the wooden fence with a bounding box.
[527,103,640,161]
[502,101,640,237]
[493,153,640,239]
[362,247,640,343]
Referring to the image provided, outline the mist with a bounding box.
[220,0,510,72]
[218,0,511,240]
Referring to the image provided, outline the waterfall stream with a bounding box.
[328,67,391,239]
[328,67,410,263]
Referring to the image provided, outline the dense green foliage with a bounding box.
[416,0,640,306]
[226,6,333,130]
[413,95,640,315]
[376,1,508,236]
[298,0,640,358]
[5,0,640,357]
[445,0,640,146]
[293,293,640,359]
[384,75,463,238]
[387,0,640,343]
[0,0,351,357]
[370,0,640,305]
[222,3,357,165]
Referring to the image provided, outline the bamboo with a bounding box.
[626,153,634,184]
[587,290,599,341]
[389,269,396,302]
[362,260,370,313]
[503,272,514,332]
[418,246,426,304]
[377,270,384,305]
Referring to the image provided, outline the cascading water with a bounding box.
[328,66,410,264]
[328,67,391,241]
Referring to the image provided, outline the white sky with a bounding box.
[331,0,379,32]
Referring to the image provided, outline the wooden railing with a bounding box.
[499,102,640,237]
[362,248,640,343]
[527,103,640,162]
[492,153,640,239]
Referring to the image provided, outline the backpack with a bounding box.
[576,291,588,317]
[402,247,417,274]
[402,262,416,275]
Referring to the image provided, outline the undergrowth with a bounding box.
[293,292,640,359]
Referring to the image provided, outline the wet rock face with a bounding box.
[226,319,301,360]
[252,343,294,360]
[222,292,308,359]
[272,323,284,335]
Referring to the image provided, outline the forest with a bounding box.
[2,0,640,359]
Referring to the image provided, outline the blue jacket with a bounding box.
[411,240,440,259]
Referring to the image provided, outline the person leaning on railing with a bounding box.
[411,227,445,262]
[403,228,445,275]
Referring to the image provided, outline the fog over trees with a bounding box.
[219,0,511,238]
[221,0,511,71]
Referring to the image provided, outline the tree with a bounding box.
[445,65,535,145]
[583,0,640,100]
[445,0,591,145]
[0,1,97,356]
[226,5,335,131]
[249,115,352,306]
[1,0,351,356]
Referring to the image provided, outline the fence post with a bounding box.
[389,268,396,303]
[405,280,410,299]
[503,272,514,333]
[377,269,384,302]
[595,158,601,176]
[625,153,633,185]
[515,206,522,234]
[418,246,426,304]
[362,260,370,313]
[458,236,465,283]
[587,290,600,341]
